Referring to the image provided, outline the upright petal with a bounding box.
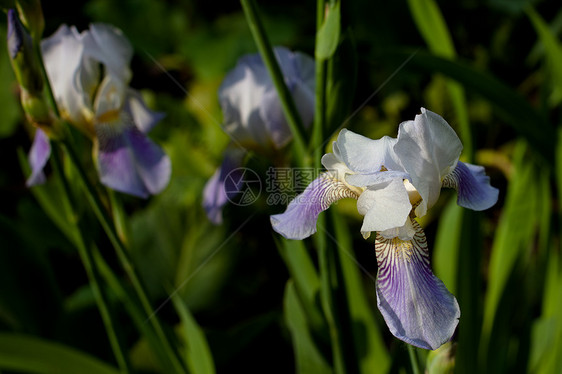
[442,161,498,211]
[271,172,359,240]
[394,108,463,217]
[26,128,51,186]
[81,23,133,82]
[258,87,293,148]
[375,219,460,350]
[95,121,170,197]
[202,148,246,224]
[41,25,90,129]
[335,129,402,173]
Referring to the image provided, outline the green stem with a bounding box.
[407,345,421,374]
[60,138,187,374]
[240,0,308,166]
[51,144,132,374]
[312,0,327,167]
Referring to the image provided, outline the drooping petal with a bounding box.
[375,219,460,350]
[202,148,246,224]
[271,172,359,240]
[394,108,463,217]
[442,161,498,211]
[335,129,402,173]
[356,178,412,238]
[26,128,51,186]
[124,89,166,134]
[95,121,171,198]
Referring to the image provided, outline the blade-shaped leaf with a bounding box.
[0,333,119,374]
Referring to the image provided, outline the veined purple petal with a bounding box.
[96,123,171,198]
[202,148,245,224]
[271,172,358,240]
[443,161,498,211]
[26,129,51,186]
[375,219,460,350]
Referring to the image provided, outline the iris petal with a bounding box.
[336,129,401,172]
[26,129,51,187]
[375,219,460,350]
[96,123,170,198]
[271,172,358,240]
[202,149,245,224]
[394,108,463,217]
[442,161,498,211]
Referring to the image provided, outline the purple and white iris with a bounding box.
[271,108,498,350]
[203,47,315,224]
[27,23,170,198]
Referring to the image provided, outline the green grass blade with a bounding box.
[433,199,463,294]
[407,0,455,58]
[385,51,555,162]
[527,7,562,106]
[284,280,333,374]
[171,294,216,374]
[0,333,119,374]
[330,212,390,374]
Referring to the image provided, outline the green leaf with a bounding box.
[407,0,455,58]
[0,27,22,138]
[315,1,341,60]
[433,199,463,294]
[171,294,216,374]
[384,51,556,162]
[481,141,544,351]
[331,212,390,374]
[527,7,562,106]
[0,333,119,374]
[284,280,333,374]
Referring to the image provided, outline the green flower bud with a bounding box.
[15,0,44,40]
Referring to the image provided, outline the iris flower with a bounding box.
[271,108,498,350]
[203,47,315,224]
[27,23,170,198]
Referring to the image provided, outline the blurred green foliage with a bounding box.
[0,0,562,373]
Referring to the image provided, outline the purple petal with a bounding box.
[443,161,498,211]
[270,172,358,240]
[96,124,171,198]
[258,88,293,148]
[7,9,25,60]
[202,149,245,224]
[375,219,460,350]
[26,129,51,186]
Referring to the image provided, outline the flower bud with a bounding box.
[7,8,42,94]
[15,0,44,40]
[20,88,62,139]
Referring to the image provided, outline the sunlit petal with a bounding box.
[336,129,402,172]
[271,172,358,240]
[394,108,463,217]
[356,178,412,236]
[375,219,460,350]
[443,161,499,211]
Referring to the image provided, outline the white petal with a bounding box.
[394,108,462,217]
[357,178,412,234]
[336,129,402,172]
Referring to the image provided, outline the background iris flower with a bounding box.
[28,23,170,198]
[203,46,315,223]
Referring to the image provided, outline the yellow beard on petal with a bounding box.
[392,237,414,262]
